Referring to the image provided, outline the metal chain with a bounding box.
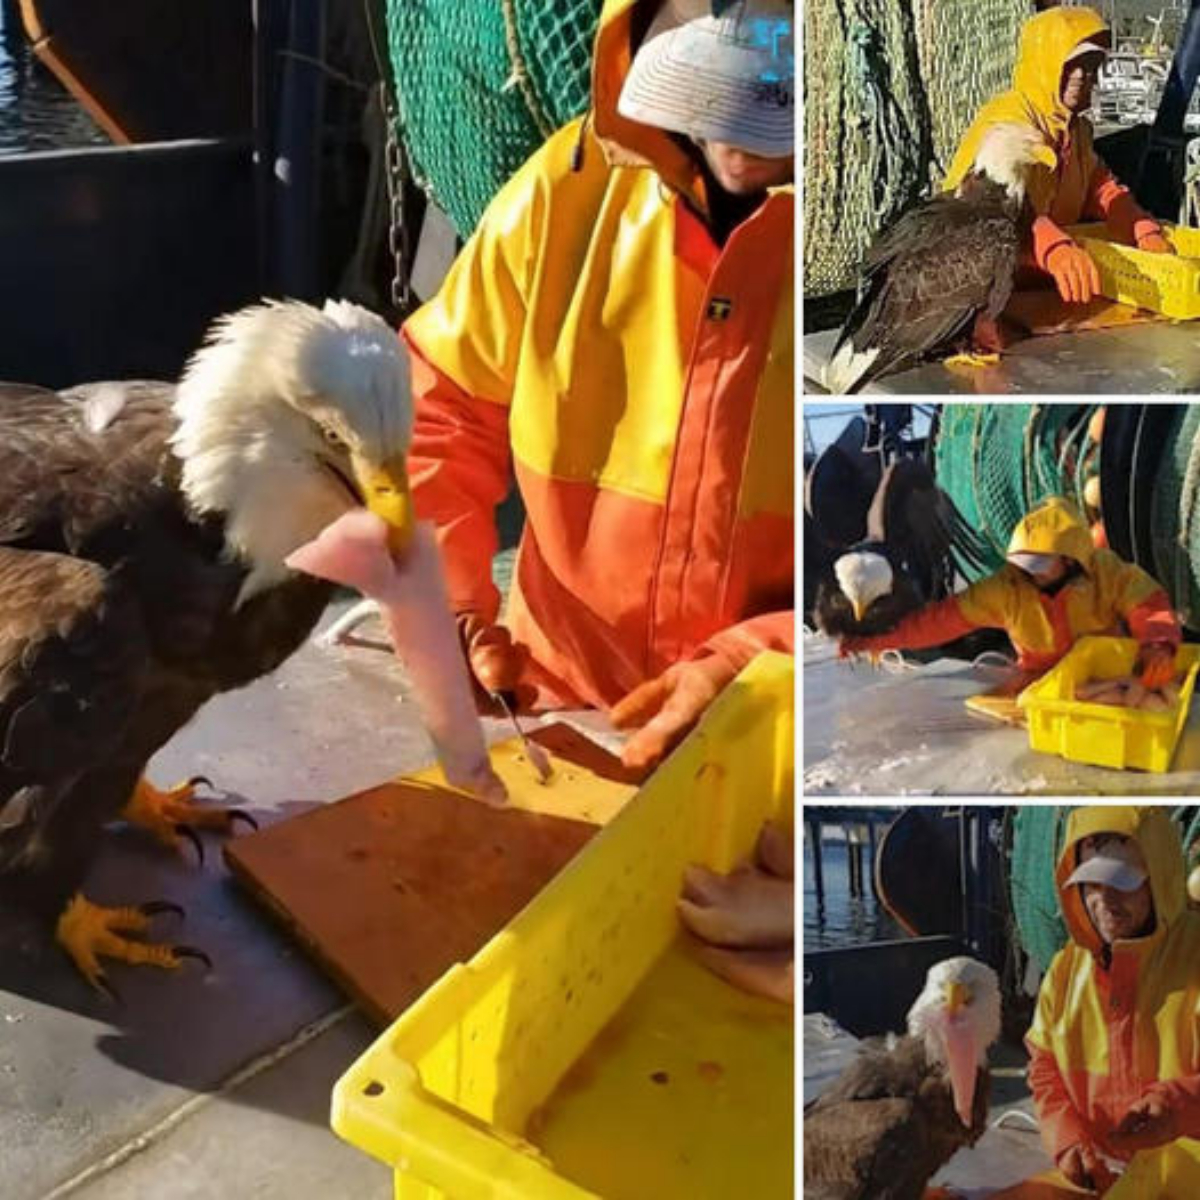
[380,80,413,315]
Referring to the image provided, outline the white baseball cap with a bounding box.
[617,1,794,158]
[1008,551,1062,575]
[1066,834,1149,892]
[1066,40,1109,63]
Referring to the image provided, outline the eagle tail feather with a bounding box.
[823,341,880,395]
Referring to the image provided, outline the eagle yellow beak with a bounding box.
[1032,145,1058,171]
[353,454,415,557]
[944,980,969,1017]
[851,599,867,622]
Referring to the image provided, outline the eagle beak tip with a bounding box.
[354,454,415,559]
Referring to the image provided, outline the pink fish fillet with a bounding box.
[286,510,508,806]
[943,1013,981,1128]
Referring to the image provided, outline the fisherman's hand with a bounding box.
[1110,1089,1179,1154]
[1134,641,1177,690]
[1057,1142,1117,1193]
[456,613,531,713]
[611,654,737,777]
[1045,241,1102,304]
[1136,231,1176,255]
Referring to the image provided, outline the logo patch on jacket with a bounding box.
[707,297,733,321]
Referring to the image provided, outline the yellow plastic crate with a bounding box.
[331,652,795,1200]
[1069,221,1200,319]
[1017,636,1200,772]
[1108,1137,1200,1199]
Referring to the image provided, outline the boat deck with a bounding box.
[803,633,1200,796]
[0,596,615,1200]
[803,323,1200,394]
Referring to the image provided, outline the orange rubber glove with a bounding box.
[456,613,531,712]
[1045,241,1102,304]
[1057,1142,1117,1194]
[1135,641,1177,690]
[611,654,737,776]
[1109,1089,1180,1156]
[1136,230,1175,254]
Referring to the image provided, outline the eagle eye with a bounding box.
[322,426,348,451]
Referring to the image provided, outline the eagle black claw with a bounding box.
[229,810,259,832]
[139,900,186,920]
[186,775,214,791]
[94,973,121,1004]
[173,945,213,971]
[175,823,206,865]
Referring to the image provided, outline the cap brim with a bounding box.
[1065,859,1148,892]
[1008,552,1060,574]
[617,17,795,158]
[1066,41,1109,62]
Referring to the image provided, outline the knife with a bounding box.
[493,690,553,784]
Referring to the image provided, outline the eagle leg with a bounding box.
[55,893,211,997]
[118,776,259,864]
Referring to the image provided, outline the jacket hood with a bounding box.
[592,0,705,195]
[1007,497,1096,572]
[1011,6,1111,142]
[1055,806,1186,957]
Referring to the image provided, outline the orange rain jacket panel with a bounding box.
[943,6,1162,262]
[851,498,1179,672]
[403,0,794,711]
[1027,806,1200,1164]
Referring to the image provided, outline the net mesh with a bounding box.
[803,0,1033,297]
[386,0,600,239]
[933,404,1104,581]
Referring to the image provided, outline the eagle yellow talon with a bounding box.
[118,776,257,858]
[55,894,206,995]
[944,351,1001,369]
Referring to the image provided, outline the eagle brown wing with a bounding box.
[834,191,1019,388]
[866,459,992,599]
[0,549,152,916]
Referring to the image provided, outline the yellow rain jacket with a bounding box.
[944,7,1161,267]
[403,0,794,710]
[1027,806,1200,1164]
[849,498,1179,671]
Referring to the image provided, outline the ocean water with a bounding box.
[803,834,905,950]
[0,0,108,157]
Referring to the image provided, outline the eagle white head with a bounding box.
[907,956,1002,1128]
[967,122,1057,205]
[170,299,414,602]
[834,549,894,623]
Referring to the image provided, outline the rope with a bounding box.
[500,0,556,141]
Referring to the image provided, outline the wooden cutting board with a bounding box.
[225,724,640,1024]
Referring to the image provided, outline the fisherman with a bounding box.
[401,0,794,774]
[944,5,1174,311]
[839,497,1180,687]
[1026,807,1200,1190]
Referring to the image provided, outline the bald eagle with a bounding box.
[804,956,1001,1200]
[0,300,415,994]
[812,458,989,638]
[823,122,1056,394]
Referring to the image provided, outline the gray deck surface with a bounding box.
[803,322,1200,394]
[804,633,1200,796]
[1,593,594,1200]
